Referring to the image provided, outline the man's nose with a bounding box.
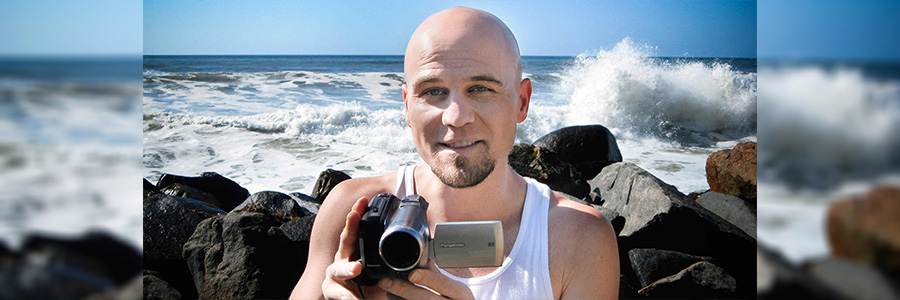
[441,92,475,127]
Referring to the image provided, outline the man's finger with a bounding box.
[352,197,369,215]
[337,210,361,260]
[322,279,360,300]
[378,278,445,300]
[326,261,363,281]
[408,269,474,300]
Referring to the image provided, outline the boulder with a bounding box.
[508,143,589,198]
[144,178,161,199]
[161,183,221,208]
[182,212,306,300]
[533,125,622,181]
[805,258,899,300]
[628,248,714,288]
[232,191,312,221]
[706,142,757,201]
[590,162,755,297]
[289,192,322,214]
[143,273,182,300]
[20,231,142,287]
[156,172,250,211]
[310,169,351,202]
[591,205,625,236]
[85,275,143,300]
[280,215,317,244]
[637,261,736,299]
[143,193,224,299]
[695,191,757,239]
[826,185,900,271]
[757,244,844,300]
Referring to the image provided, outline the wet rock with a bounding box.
[280,215,317,243]
[590,162,755,297]
[805,258,899,300]
[706,142,757,201]
[86,275,143,300]
[156,172,250,211]
[310,169,351,202]
[182,212,305,300]
[628,248,714,288]
[826,185,900,271]
[144,178,161,199]
[161,183,221,208]
[637,261,736,299]
[695,191,757,239]
[20,231,142,287]
[232,191,312,221]
[533,124,622,181]
[757,244,843,300]
[508,143,589,198]
[289,192,321,214]
[142,273,182,300]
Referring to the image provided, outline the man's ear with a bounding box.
[516,78,532,123]
[402,84,411,127]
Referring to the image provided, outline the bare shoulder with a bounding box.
[547,191,619,299]
[319,172,397,213]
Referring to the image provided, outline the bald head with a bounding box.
[404,7,522,83]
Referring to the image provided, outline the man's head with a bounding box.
[403,7,531,188]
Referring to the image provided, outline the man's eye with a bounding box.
[469,85,494,93]
[422,88,447,96]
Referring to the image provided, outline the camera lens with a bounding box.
[380,231,421,270]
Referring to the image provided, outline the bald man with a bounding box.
[290,7,618,300]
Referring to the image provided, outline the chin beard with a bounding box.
[432,153,496,189]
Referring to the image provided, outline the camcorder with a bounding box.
[353,193,503,286]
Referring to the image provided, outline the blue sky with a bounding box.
[142,0,756,57]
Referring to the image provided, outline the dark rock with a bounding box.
[533,125,622,181]
[805,258,900,300]
[289,192,321,214]
[85,275,143,300]
[590,162,755,297]
[144,178,161,199]
[508,143,589,198]
[591,205,624,236]
[757,244,844,300]
[628,248,714,288]
[827,185,900,271]
[687,189,708,201]
[280,215,317,243]
[144,193,224,299]
[618,274,640,299]
[183,212,306,300]
[161,183,221,208]
[232,191,312,221]
[143,274,182,300]
[637,261,736,298]
[310,169,351,202]
[20,231,142,286]
[695,191,757,239]
[156,172,250,211]
[706,142,757,201]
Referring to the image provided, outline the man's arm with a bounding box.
[550,195,620,300]
[289,177,386,300]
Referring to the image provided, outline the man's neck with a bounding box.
[416,162,528,225]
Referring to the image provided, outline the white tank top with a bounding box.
[395,166,554,300]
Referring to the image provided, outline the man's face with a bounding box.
[403,31,529,188]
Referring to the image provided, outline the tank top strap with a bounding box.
[395,165,416,198]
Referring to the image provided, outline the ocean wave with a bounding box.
[558,38,757,145]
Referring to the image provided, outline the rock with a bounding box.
[310,169,351,202]
[144,178,161,199]
[533,125,623,181]
[590,162,755,297]
[143,193,224,299]
[143,274,182,300]
[508,143,589,198]
[20,231,142,287]
[618,274,640,299]
[182,212,306,300]
[805,258,900,300]
[695,191,757,239]
[232,191,312,221]
[161,183,221,208]
[826,185,900,271]
[591,205,625,236]
[757,244,844,300]
[156,172,250,211]
[289,192,321,214]
[628,248,714,288]
[280,215,317,244]
[85,275,143,300]
[637,261,736,298]
[706,142,757,201]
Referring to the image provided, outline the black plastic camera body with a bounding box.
[354,193,430,286]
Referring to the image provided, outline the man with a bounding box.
[290,7,618,300]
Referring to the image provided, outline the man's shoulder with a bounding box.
[319,171,398,213]
[546,191,616,253]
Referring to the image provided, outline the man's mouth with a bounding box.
[439,140,483,150]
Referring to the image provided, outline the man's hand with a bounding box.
[321,197,369,300]
[377,268,475,300]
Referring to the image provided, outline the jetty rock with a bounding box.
[156,172,250,211]
[310,168,351,203]
[533,124,623,181]
[706,142,757,201]
[826,185,900,271]
[508,143,588,198]
[231,191,312,221]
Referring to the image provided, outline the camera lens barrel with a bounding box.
[379,195,430,271]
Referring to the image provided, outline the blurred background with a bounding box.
[0,0,898,299]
